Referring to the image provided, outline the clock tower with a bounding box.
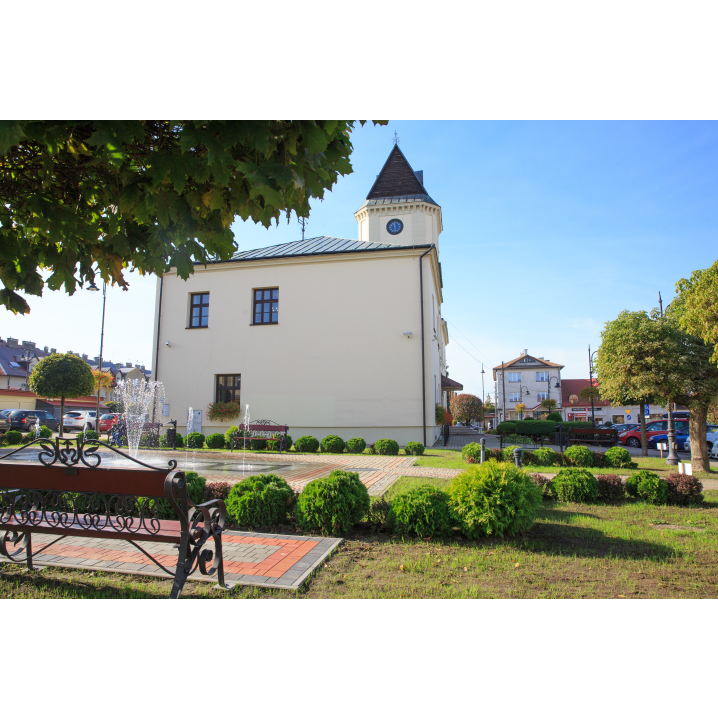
[354,145,443,253]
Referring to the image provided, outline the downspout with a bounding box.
[419,247,433,446]
[154,275,164,382]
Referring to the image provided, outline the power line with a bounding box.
[446,319,492,362]
[448,333,485,366]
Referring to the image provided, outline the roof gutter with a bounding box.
[419,246,434,446]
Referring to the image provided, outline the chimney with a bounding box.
[140,365,145,371]
[22,341,36,351]
[43,346,49,353]
[82,354,88,361]
[539,357,544,360]
[93,356,100,363]
[7,338,18,348]
[126,362,132,368]
[50,348,56,354]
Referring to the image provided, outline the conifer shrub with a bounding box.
[224,425,239,449]
[596,474,625,503]
[564,445,594,467]
[636,472,669,504]
[605,446,634,469]
[295,470,370,535]
[346,438,366,454]
[530,473,556,500]
[461,442,483,463]
[551,468,599,503]
[149,471,207,519]
[664,473,704,506]
[206,432,225,449]
[501,444,521,461]
[186,432,205,449]
[366,496,391,531]
[626,470,660,499]
[448,462,542,539]
[174,432,184,448]
[37,425,53,439]
[294,435,319,453]
[404,441,425,456]
[375,438,399,456]
[533,447,556,466]
[387,485,453,538]
[225,474,295,527]
[78,429,99,441]
[6,430,22,445]
[321,435,346,453]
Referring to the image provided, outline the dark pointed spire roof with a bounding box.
[366,145,432,200]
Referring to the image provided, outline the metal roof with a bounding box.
[356,194,438,209]
[222,236,432,264]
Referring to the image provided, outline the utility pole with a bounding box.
[481,364,485,430]
[659,290,679,465]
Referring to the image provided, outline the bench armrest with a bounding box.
[190,499,226,537]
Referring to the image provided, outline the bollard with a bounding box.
[480,438,486,464]
[513,447,523,467]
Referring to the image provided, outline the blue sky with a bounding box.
[4,121,717,400]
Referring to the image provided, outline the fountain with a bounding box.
[115,378,165,458]
[186,406,194,470]
[241,404,250,472]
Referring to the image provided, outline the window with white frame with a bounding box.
[508,372,521,382]
[536,392,549,401]
[536,371,549,382]
[509,392,520,402]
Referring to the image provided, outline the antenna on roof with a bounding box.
[393,130,400,146]
[298,216,308,241]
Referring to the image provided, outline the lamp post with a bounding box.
[588,345,599,427]
[481,365,485,430]
[546,375,561,417]
[87,281,107,427]
[518,385,531,419]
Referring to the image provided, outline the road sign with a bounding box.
[645,404,650,416]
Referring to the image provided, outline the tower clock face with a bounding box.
[386,218,404,235]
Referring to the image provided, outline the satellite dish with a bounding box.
[569,394,579,404]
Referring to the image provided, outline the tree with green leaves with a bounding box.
[540,398,557,412]
[676,261,718,364]
[0,120,386,314]
[29,353,95,437]
[450,394,483,425]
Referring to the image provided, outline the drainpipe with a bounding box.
[419,247,433,446]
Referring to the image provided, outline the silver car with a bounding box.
[62,410,98,432]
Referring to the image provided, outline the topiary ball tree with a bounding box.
[29,353,95,438]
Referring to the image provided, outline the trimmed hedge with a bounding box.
[665,473,704,506]
[321,435,346,454]
[224,425,239,449]
[552,468,599,503]
[497,420,558,437]
[346,437,366,454]
[605,446,634,468]
[79,429,99,441]
[294,435,319,453]
[626,469,658,499]
[225,474,295,527]
[501,444,521,461]
[448,462,542,538]
[533,447,556,466]
[295,469,370,535]
[206,432,225,449]
[388,485,452,538]
[375,438,399,456]
[596,474,625,503]
[404,441,425,456]
[636,472,669,504]
[5,430,22,445]
[186,432,205,449]
[564,445,594,467]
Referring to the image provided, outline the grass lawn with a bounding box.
[3,480,717,599]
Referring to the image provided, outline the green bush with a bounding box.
[461,442,483,463]
[150,470,207,519]
[365,443,376,455]
[294,435,319,453]
[496,421,517,435]
[529,473,556,500]
[564,445,594,467]
[533,447,556,466]
[295,470,369,535]
[546,412,563,422]
[501,444,521,461]
[605,446,634,468]
[366,496,391,531]
[562,421,596,430]
[625,469,657,498]
[79,429,99,441]
[174,432,183,448]
[388,486,452,538]
[186,432,205,449]
[250,438,268,451]
[224,425,239,449]
[205,432,225,449]
[225,473,295,527]
[638,473,669,505]
[36,425,53,439]
[321,435,346,453]
[448,462,542,539]
[511,420,558,437]
[404,441,425,456]
[346,437,366,454]
[267,434,292,451]
[591,451,608,468]
[596,474,625,503]
[5,430,23,445]
[552,468,599,503]
[375,438,399,456]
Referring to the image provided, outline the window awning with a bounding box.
[441,375,463,392]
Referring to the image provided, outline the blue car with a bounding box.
[648,433,689,451]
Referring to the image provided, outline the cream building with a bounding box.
[152,145,459,446]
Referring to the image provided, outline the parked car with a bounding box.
[683,429,718,454]
[62,410,98,432]
[647,433,690,451]
[620,419,690,448]
[615,423,640,434]
[0,414,8,434]
[0,409,14,419]
[98,413,122,432]
[8,409,60,433]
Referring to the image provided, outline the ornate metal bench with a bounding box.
[230,420,289,454]
[0,437,227,599]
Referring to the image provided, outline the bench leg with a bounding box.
[169,534,191,599]
[213,532,226,589]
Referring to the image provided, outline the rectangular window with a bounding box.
[536,371,549,382]
[509,392,520,402]
[536,392,549,401]
[253,288,279,325]
[216,374,241,404]
[508,372,521,382]
[189,293,209,328]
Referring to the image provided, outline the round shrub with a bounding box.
[295,470,369,535]
[404,441,425,456]
[530,473,556,501]
[501,444,520,461]
[79,429,99,441]
[250,437,268,451]
[564,445,594,467]
[226,473,295,527]
[321,435,346,453]
[375,438,399,456]
[365,443,376,455]
[533,447,556,466]
[174,432,184,448]
[224,425,239,449]
[591,451,608,468]
[546,412,563,422]
[448,462,542,539]
[346,437,366,454]
[186,432,205,449]
[294,435,319,453]
[596,474,625,503]
[151,471,207,519]
[5,430,23,445]
[462,442,483,463]
[665,473,704,506]
[206,432,225,449]
[626,469,660,498]
[637,472,669,505]
[605,446,633,469]
[36,425,53,439]
[267,434,292,451]
[552,468,599,503]
[388,485,452,538]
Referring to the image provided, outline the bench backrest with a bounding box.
[238,424,288,433]
[0,463,172,498]
[568,428,617,436]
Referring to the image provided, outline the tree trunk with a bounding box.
[689,405,709,473]
[59,396,65,438]
[640,402,647,457]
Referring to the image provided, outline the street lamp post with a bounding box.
[546,375,561,417]
[87,281,107,427]
[588,345,599,427]
[481,365,485,430]
[518,385,531,420]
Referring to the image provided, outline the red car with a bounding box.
[98,413,122,432]
[621,419,690,448]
